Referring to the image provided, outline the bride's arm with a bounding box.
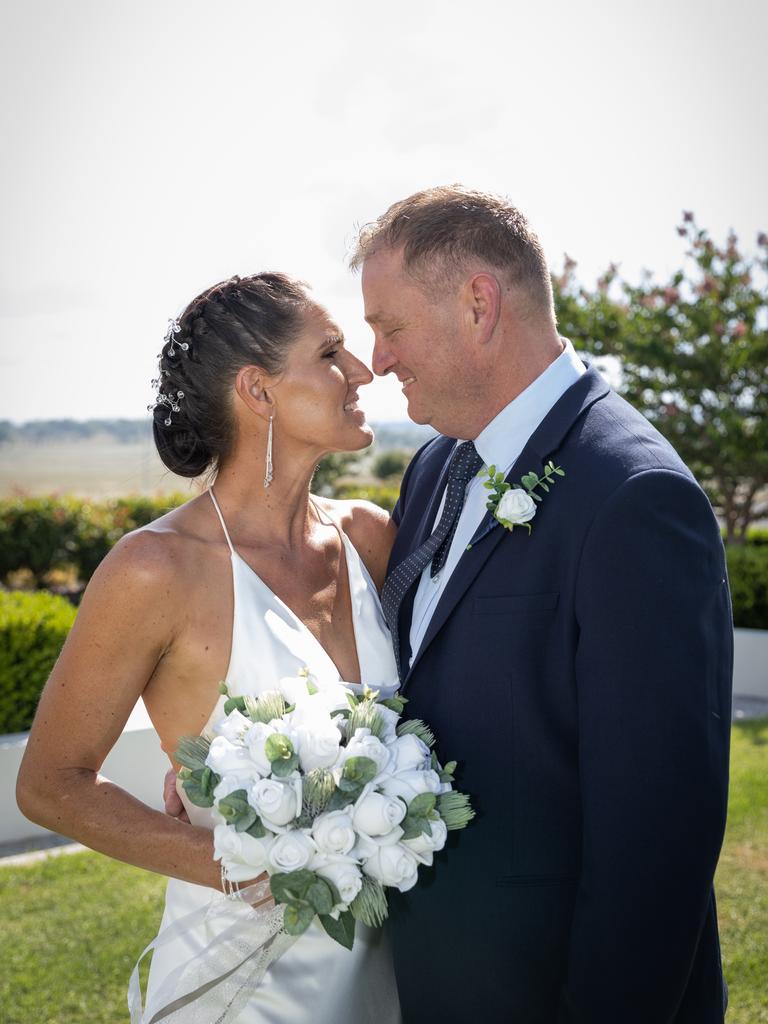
[15,530,251,892]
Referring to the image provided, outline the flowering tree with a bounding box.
[554,215,768,544]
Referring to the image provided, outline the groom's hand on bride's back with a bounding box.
[163,768,190,823]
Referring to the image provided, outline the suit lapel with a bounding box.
[401,366,609,690]
[402,438,545,687]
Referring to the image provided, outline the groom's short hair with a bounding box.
[349,185,554,315]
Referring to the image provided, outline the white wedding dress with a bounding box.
[136,489,402,1023]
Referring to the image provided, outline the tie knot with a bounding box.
[448,441,483,488]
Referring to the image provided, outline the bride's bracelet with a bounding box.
[220,863,244,901]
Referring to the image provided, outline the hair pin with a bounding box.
[165,318,188,356]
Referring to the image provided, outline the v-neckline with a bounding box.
[217,496,364,686]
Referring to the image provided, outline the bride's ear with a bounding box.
[235,365,275,423]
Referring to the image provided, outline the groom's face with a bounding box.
[361,247,472,433]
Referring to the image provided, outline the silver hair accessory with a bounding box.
[147,389,185,426]
[165,318,188,356]
[264,414,274,488]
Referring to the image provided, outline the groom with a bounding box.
[350,186,731,1023]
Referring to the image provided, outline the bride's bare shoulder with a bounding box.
[315,495,396,591]
[95,493,214,591]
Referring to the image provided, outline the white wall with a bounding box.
[1,699,169,847]
[733,628,768,700]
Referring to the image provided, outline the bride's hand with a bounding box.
[163,768,190,824]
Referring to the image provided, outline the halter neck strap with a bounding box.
[208,487,235,556]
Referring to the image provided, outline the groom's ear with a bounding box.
[465,273,501,344]
[235,365,276,423]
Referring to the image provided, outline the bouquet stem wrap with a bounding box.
[128,880,298,1024]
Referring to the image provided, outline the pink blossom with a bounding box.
[732,322,747,339]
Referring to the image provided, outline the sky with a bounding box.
[1,0,766,425]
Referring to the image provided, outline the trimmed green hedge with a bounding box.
[727,545,768,630]
[0,591,77,734]
[333,484,400,513]
[0,495,187,586]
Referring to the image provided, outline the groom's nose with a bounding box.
[371,334,396,377]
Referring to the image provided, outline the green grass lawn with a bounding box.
[1,721,766,1024]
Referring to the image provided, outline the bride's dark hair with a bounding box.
[151,272,311,479]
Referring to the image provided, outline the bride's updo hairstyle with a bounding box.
[151,273,311,478]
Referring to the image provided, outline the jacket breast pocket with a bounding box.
[474,592,559,614]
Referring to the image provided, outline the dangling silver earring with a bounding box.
[264,414,274,488]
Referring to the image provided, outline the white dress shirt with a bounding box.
[408,338,586,666]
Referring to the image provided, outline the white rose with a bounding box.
[249,778,300,827]
[380,769,443,805]
[294,721,342,773]
[312,810,357,855]
[246,721,277,775]
[267,831,317,874]
[344,728,393,776]
[362,842,420,893]
[374,704,400,743]
[278,675,313,705]
[496,488,537,525]
[213,770,257,803]
[401,818,448,865]
[206,736,259,776]
[212,709,253,744]
[213,823,271,881]
[353,791,406,837]
[390,734,431,773]
[314,856,363,907]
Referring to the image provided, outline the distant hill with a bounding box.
[0,418,436,450]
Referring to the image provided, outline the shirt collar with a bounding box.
[472,337,587,471]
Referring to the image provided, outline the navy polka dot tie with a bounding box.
[381,440,484,676]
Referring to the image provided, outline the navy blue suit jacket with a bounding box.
[386,366,732,1023]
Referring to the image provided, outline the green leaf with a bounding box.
[283,901,316,936]
[342,756,378,787]
[401,815,431,840]
[271,753,299,777]
[217,789,258,832]
[306,879,335,916]
[319,910,356,950]
[245,816,267,838]
[223,696,246,716]
[326,787,358,811]
[381,694,408,714]
[181,766,219,808]
[269,870,317,905]
[174,735,211,772]
[407,792,437,817]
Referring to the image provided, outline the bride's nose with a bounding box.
[344,351,374,386]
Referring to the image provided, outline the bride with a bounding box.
[16,272,402,1022]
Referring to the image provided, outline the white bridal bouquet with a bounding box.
[175,671,474,949]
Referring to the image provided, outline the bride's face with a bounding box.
[269,304,375,455]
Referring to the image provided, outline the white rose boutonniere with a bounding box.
[478,460,566,536]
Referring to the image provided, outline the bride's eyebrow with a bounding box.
[320,334,344,349]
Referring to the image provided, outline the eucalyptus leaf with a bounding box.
[342,756,378,786]
[271,753,299,777]
[270,870,317,905]
[408,792,437,816]
[245,816,267,838]
[283,901,315,936]
[319,910,356,950]
[223,696,246,716]
[307,879,334,916]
